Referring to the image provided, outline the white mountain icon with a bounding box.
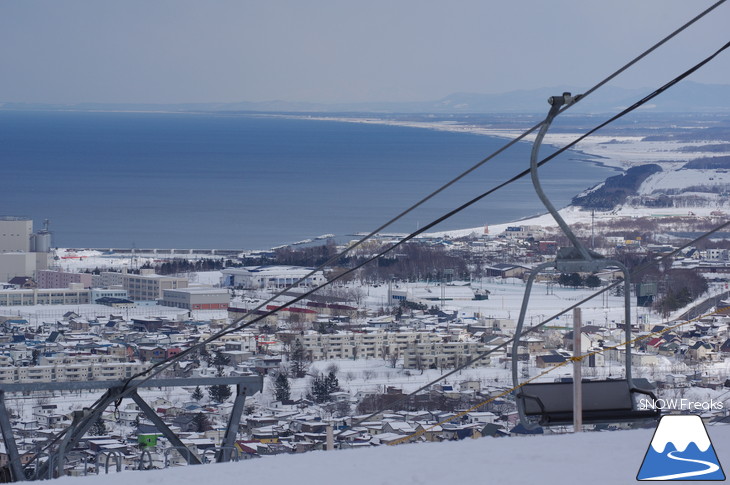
[637,414,725,481]
[650,415,712,453]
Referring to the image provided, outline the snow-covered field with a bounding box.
[57,424,729,485]
[639,168,730,195]
[366,277,638,326]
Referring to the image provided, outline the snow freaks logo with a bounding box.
[638,398,724,411]
[637,415,726,481]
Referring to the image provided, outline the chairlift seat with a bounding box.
[516,379,660,426]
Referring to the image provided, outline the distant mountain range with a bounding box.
[2,81,730,114]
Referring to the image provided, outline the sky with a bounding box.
[1,0,728,105]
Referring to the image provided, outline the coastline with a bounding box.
[269,113,730,241]
[218,112,730,247]
[9,110,729,252]
[273,113,729,168]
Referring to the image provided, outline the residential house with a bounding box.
[688,341,714,361]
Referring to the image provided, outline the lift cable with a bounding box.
[19,8,729,470]
[339,218,730,438]
[75,35,730,433]
[121,36,730,397]
[122,0,728,388]
[388,304,730,446]
[109,36,730,447]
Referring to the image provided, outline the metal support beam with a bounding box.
[11,375,262,480]
[56,410,85,479]
[511,261,556,430]
[0,376,263,394]
[37,388,123,480]
[0,391,24,482]
[130,392,202,465]
[219,384,247,462]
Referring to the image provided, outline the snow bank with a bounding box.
[57,426,729,485]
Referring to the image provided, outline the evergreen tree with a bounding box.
[90,416,107,436]
[558,273,571,287]
[325,370,340,394]
[192,412,212,432]
[211,351,231,369]
[567,273,584,288]
[289,339,309,378]
[191,386,204,401]
[199,346,211,365]
[273,373,291,402]
[208,380,232,404]
[585,274,601,288]
[308,370,340,403]
[208,353,232,403]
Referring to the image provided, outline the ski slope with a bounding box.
[56,425,729,485]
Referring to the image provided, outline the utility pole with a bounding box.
[573,307,583,432]
[591,210,595,249]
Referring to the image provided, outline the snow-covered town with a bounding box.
[1,151,730,477]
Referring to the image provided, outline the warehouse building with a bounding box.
[160,287,229,310]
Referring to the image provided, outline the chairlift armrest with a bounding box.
[629,386,657,401]
[517,390,546,414]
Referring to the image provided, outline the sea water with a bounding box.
[0,111,616,249]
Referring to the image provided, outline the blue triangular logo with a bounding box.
[637,415,725,481]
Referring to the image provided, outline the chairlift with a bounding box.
[511,94,661,429]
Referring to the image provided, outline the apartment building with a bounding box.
[37,270,93,289]
[292,331,442,360]
[402,341,495,370]
[0,362,149,384]
[92,269,189,301]
[122,270,188,301]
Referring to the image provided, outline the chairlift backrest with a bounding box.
[517,380,660,426]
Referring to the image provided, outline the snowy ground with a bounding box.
[361,277,730,329]
[639,168,730,195]
[53,250,225,285]
[268,356,730,409]
[367,278,635,325]
[57,424,730,485]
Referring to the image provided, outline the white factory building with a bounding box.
[221,265,326,289]
[0,217,51,283]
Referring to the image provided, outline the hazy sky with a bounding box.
[1,0,728,104]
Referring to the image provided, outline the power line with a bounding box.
[122,37,730,440]
[124,34,730,393]
[389,303,730,446]
[127,0,728,385]
[99,35,730,431]
[340,220,730,438]
[20,3,729,469]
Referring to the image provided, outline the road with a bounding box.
[676,290,730,321]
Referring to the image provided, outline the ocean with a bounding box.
[0,111,616,250]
